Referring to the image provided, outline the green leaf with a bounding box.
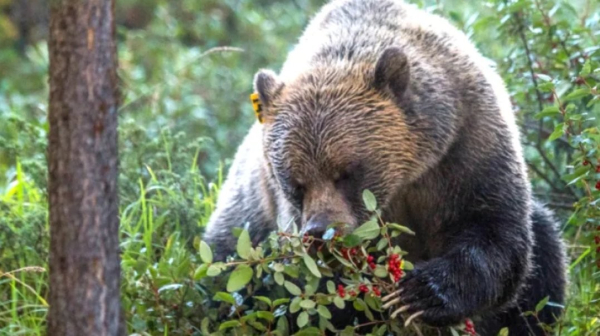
[294,327,321,336]
[548,123,565,141]
[277,316,289,335]
[538,82,554,92]
[365,294,381,312]
[450,327,460,336]
[388,223,415,235]
[534,106,560,119]
[193,264,208,280]
[207,264,222,277]
[297,311,309,328]
[226,264,253,292]
[274,298,291,307]
[353,298,366,311]
[199,240,213,263]
[376,238,388,250]
[362,189,377,211]
[333,296,345,309]
[247,320,267,331]
[535,296,550,313]
[326,281,336,294]
[315,293,330,305]
[219,320,242,330]
[303,254,321,278]
[290,297,302,313]
[535,73,552,82]
[374,324,388,336]
[564,88,591,101]
[341,326,355,336]
[374,266,388,278]
[497,327,509,336]
[213,292,236,305]
[274,272,285,285]
[342,234,361,247]
[317,305,332,319]
[580,60,591,76]
[284,281,302,296]
[256,311,275,322]
[284,265,300,278]
[353,219,380,240]
[254,296,272,307]
[237,229,251,260]
[402,260,414,271]
[300,299,316,309]
[201,317,210,335]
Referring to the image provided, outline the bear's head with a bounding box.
[253,47,426,237]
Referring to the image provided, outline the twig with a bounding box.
[513,11,545,146]
[526,162,562,193]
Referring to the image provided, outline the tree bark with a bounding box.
[47,0,122,335]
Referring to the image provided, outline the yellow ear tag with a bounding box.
[250,92,264,124]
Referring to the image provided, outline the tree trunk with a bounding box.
[47,0,122,335]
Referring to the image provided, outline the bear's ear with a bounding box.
[253,69,284,109]
[373,47,410,102]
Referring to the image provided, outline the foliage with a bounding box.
[186,191,477,335]
[0,0,599,335]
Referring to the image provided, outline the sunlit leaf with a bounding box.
[199,240,213,264]
[284,281,302,296]
[237,229,251,260]
[226,264,253,292]
[362,189,377,211]
[303,254,321,278]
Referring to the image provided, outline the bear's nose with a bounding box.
[303,213,332,238]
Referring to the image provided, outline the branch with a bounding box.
[526,162,570,197]
[513,11,546,146]
[521,122,571,148]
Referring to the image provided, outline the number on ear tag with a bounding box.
[250,92,263,123]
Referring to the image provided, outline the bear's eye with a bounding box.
[333,171,352,185]
[289,181,305,209]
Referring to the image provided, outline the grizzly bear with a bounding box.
[203,0,567,334]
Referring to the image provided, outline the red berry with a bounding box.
[349,290,357,296]
[369,262,376,269]
[595,181,600,190]
[367,255,374,262]
[359,284,369,293]
[596,166,600,173]
[372,286,381,296]
[583,160,590,166]
[337,284,346,298]
[341,248,350,259]
[464,319,476,336]
[351,248,357,255]
[594,236,600,245]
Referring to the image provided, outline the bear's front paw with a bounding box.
[382,267,466,328]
